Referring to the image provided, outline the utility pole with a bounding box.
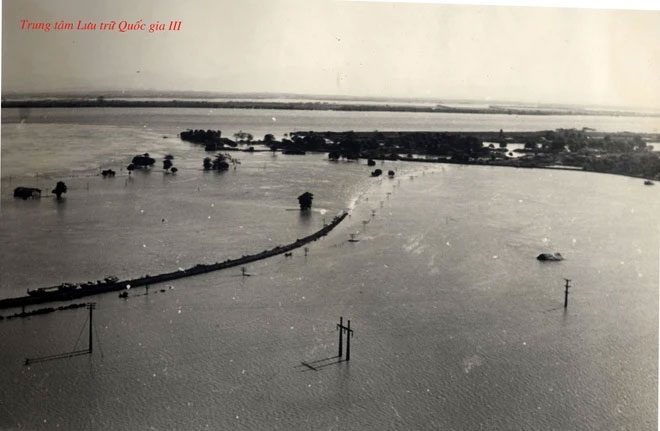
[337,316,343,358]
[24,302,97,366]
[336,317,354,361]
[563,279,571,308]
[346,320,352,361]
[88,303,96,353]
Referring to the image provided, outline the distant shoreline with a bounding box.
[3,99,658,118]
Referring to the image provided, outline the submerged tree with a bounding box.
[163,155,176,173]
[131,153,156,167]
[52,181,67,199]
[233,131,253,143]
[203,157,213,170]
[297,192,314,211]
[264,133,276,144]
[204,153,239,171]
[213,153,230,171]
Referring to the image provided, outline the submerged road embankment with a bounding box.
[0,212,348,310]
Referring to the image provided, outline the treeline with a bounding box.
[4,99,657,118]
[287,129,660,179]
[178,127,660,179]
[288,131,502,161]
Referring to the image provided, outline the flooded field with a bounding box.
[0,109,657,430]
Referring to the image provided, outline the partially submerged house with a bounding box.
[13,187,41,200]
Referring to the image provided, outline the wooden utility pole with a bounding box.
[337,316,343,358]
[346,320,352,361]
[24,302,97,366]
[88,302,95,353]
[336,317,354,361]
[563,279,571,308]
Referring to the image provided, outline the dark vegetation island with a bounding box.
[180,127,660,179]
[286,129,660,180]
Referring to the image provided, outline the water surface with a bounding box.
[0,109,657,430]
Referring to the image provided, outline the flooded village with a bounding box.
[2,0,659,429]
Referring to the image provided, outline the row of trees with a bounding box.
[125,154,178,174]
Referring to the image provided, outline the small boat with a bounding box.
[644,180,654,185]
[348,233,360,243]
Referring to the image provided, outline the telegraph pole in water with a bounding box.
[336,317,354,361]
[346,320,352,361]
[24,302,97,365]
[563,279,571,309]
[337,317,343,358]
[88,302,96,353]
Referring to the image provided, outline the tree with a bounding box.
[233,130,253,143]
[264,133,276,144]
[163,159,173,171]
[52,181,67,199]
[127,163,135,174]
[213,154,230,171]
[298,192,314,211]
[170,167,178,174]
[131,153,155,168]
[207,153,238,171]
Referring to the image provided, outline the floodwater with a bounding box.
[0,108,658,430]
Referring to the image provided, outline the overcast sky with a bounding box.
[2,0,659,108]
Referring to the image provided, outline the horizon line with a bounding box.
[3,90,659,112]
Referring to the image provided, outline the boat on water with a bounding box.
[644,180,654,185]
